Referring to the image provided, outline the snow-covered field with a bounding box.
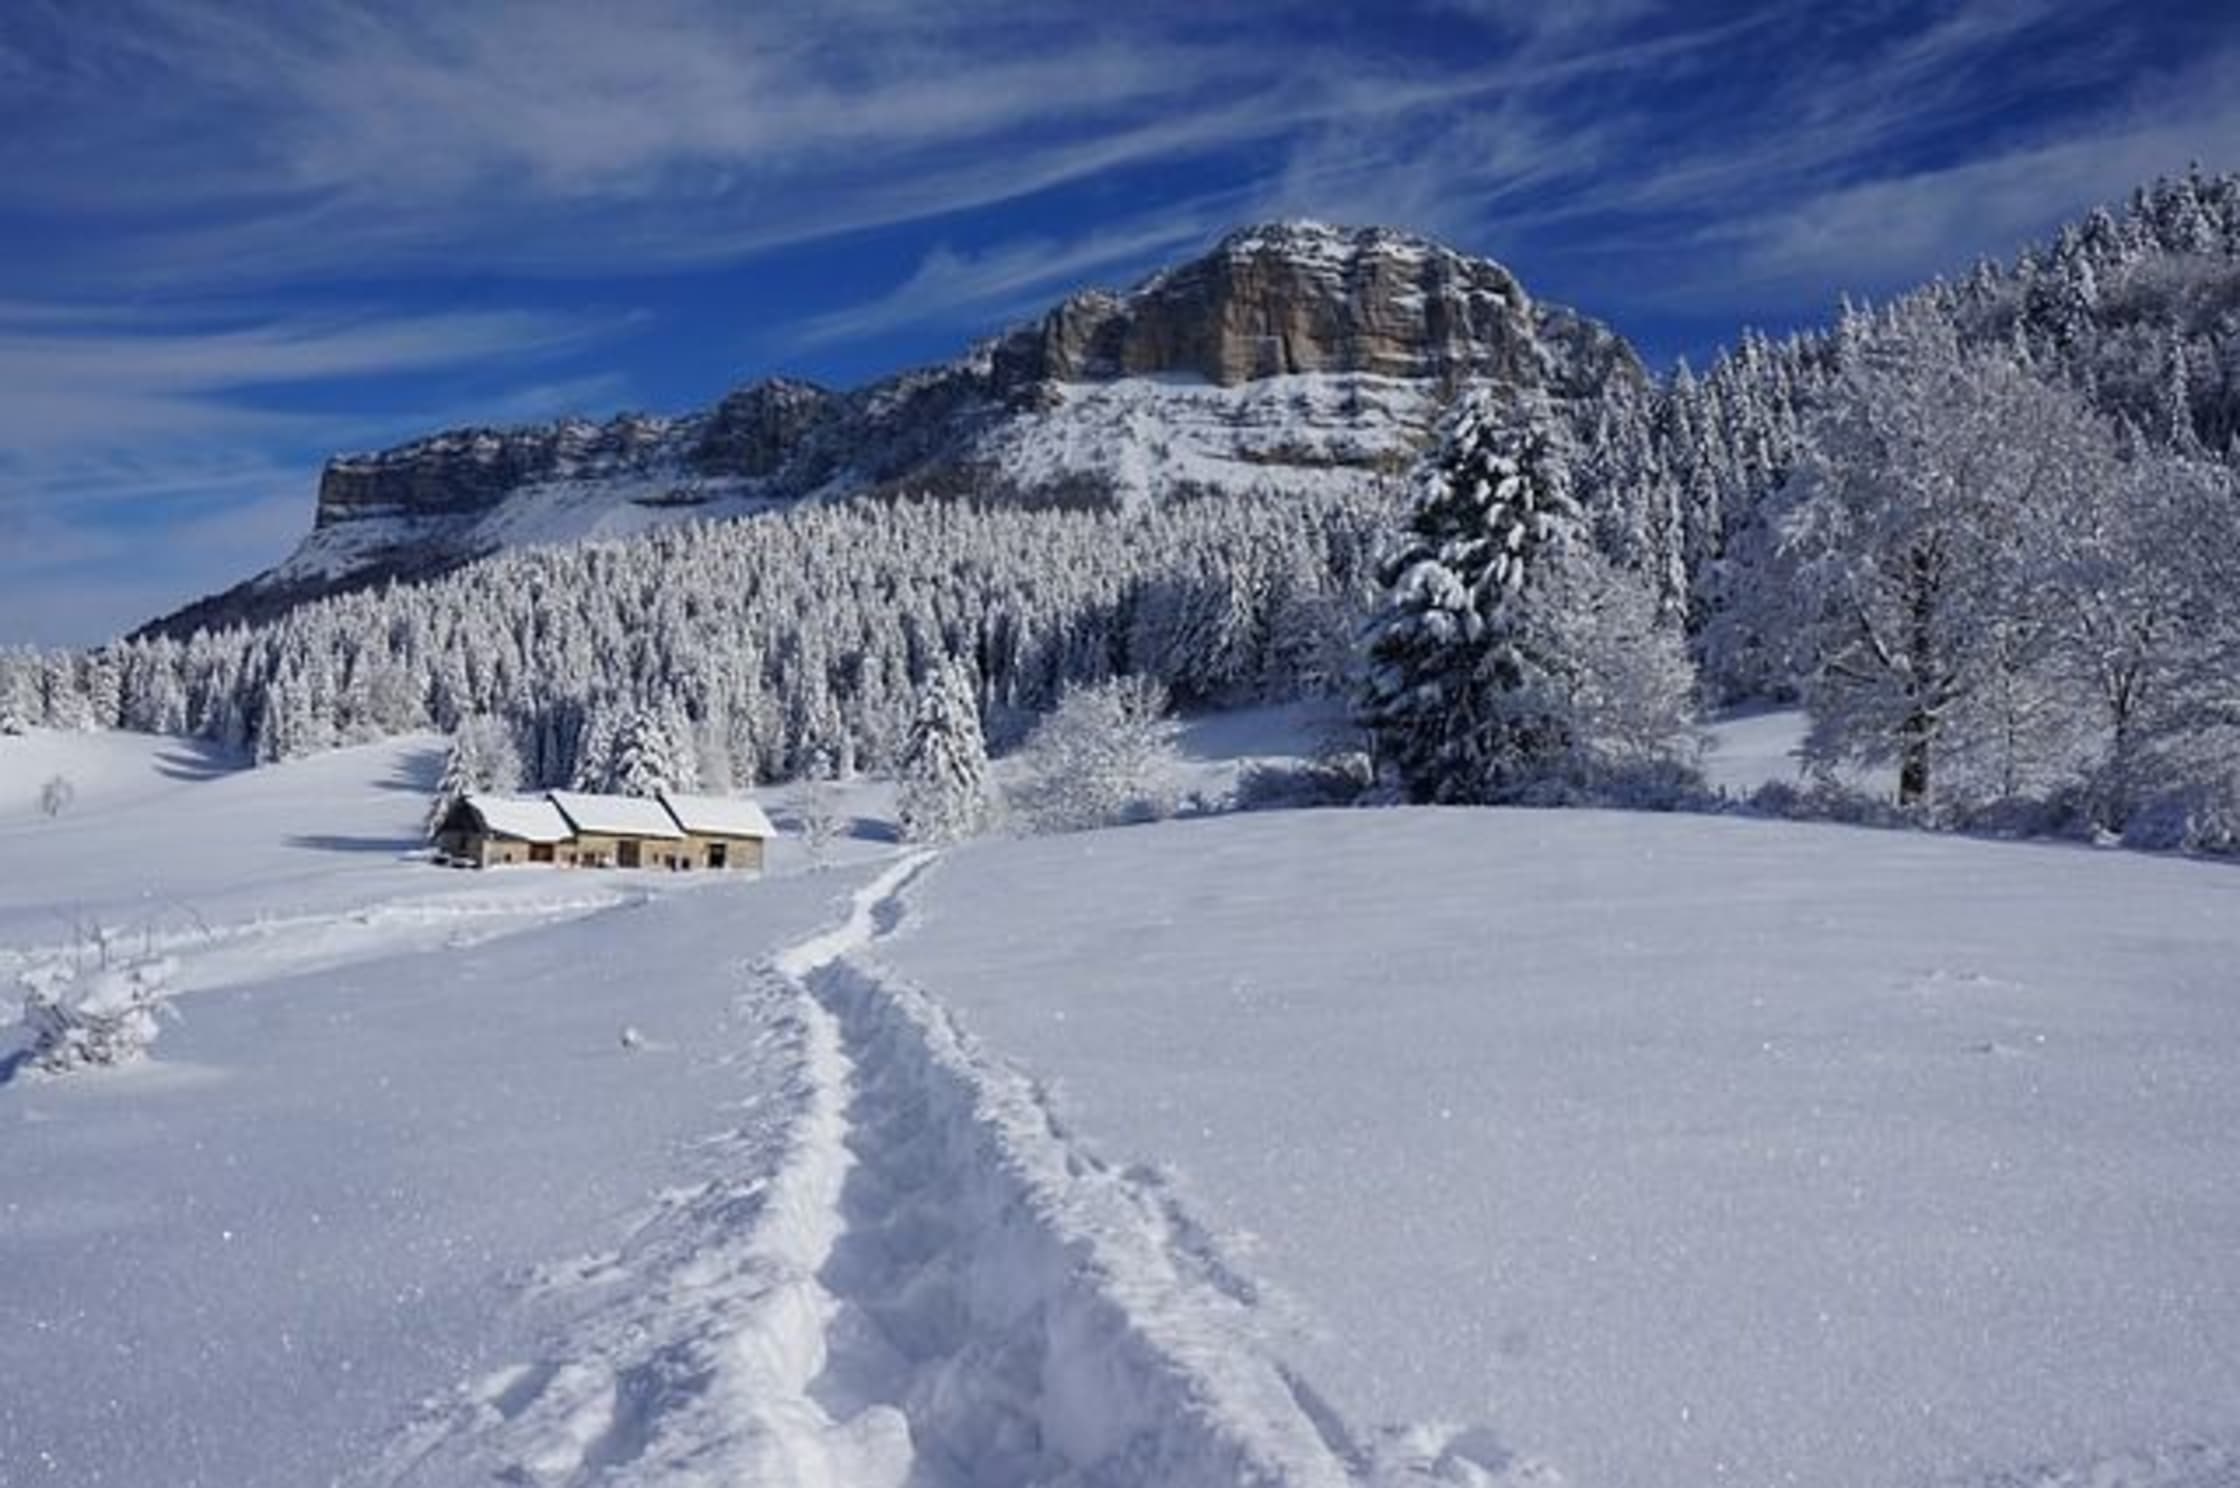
[0,730,899,1485]
[882,812,2240,1487]
[5,718,2237,1487]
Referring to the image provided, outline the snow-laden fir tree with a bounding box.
[896,662,990,844]
[425,715,525,835]
[1360,399,1571,802]
[569,706,623,792]
[794,747,845,864]
[1361,394,1699,805]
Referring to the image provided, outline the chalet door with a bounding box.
[617,840,641,869]
[708,842,728,869]
[530,843,554,864]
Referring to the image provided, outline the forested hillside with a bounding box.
[4,491,1388,791]
[1581,167,2240,700]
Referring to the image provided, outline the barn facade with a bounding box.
[434,789,776,871]
[659,793,778,873]
[431,795,574,868]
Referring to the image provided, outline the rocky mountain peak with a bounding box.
[990,220,1541,391]
[140,222,1643,638]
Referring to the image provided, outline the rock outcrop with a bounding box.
[990,223,1540,388]
[140,222,1645,638]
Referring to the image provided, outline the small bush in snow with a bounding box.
[15,957,178,1074]
[38,773,76,817]
[1743,777,1913,830]
[1578,757,1719,813]
[2119,781,2240,857]
[1234,750,1375,812]
[1006,676,1180,833]
[794,751,846,864]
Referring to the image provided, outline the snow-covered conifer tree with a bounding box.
[425,714,525,835]
[1358,397,1591,803]
[896,662,990,844]
[569,706,622,792]
[606,708,694,798]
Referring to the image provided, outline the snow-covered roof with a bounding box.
[547,790,685,840]
[462,794,573,844]
[658,792,777,839]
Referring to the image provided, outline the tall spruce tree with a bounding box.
[1359,397,1591,803]
[895,662,990,844]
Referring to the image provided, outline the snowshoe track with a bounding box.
[367,853,1522,1486]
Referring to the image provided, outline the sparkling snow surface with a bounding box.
[882,809,2240,1487]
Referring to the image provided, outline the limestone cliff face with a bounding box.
[991,223,1544,388]
[144,222,1645,638]
[313,416,681,529]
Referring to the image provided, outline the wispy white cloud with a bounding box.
[0,474,309,645]
[1659,41,2240,307]
[0,300,623,640]
[0,307,607,450]
[790,214,1226,348]
[5,0,1328,285]
[1352,0,2235,318]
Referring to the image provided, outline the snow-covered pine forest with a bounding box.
[7,169,2240,845]
[0,491,1387,791]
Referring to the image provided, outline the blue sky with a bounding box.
[4,0,2237,646]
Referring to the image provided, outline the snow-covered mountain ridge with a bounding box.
[142,222,1642,636]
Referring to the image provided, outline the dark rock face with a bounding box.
[690,379,840,479]
[140,222,1645,639]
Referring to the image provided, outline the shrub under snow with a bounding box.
[14,957,179,1074]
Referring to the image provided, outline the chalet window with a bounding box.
[708,842,728,869]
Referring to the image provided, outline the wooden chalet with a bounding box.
[433,789,775,871]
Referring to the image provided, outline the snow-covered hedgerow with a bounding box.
[13,957,178,1075]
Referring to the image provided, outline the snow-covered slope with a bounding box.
[143,223,1642,637]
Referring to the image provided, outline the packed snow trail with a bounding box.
[371,851,1534,1486]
